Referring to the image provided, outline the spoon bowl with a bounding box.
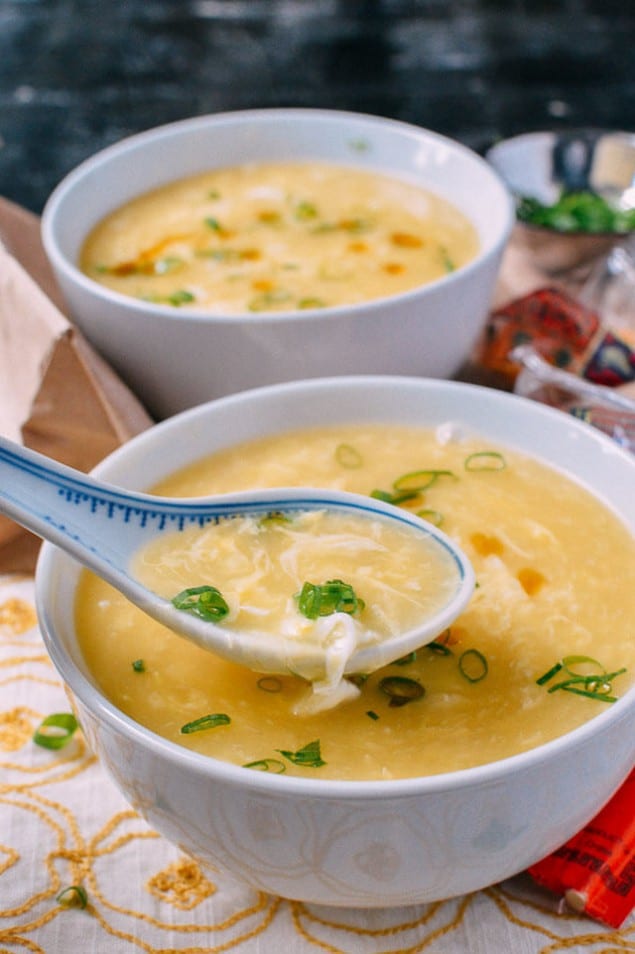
[0,436,474,678]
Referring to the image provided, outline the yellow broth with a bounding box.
[79,161,479,313]
[75,424,635,780]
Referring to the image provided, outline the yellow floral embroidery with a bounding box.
[0,597,37,635]
[146,857,216,910]
[0,706,37,751]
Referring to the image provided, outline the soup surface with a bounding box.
[79,161,479,313]
[75,424,635,780]
[131,507,463,696]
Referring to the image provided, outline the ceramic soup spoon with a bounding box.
[0,436,474,679]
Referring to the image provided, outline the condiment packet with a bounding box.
[512,345,635,452]
[528,769,635,928]
[0,196,153,572]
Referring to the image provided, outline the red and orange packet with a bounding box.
[528,769,635,928]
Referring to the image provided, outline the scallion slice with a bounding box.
[296,579,364,620]
[131,659,145,673]
[464,451,506,472]
[393,469,456,492]
[33,713,79,750]
[180,713,231,734]
[378,675,425,707]
[417,508,444,527]
[335,443,363,469]
[56,885,88,909]
[243,758,286,773]
[171,585,230,622]
[458,649,488,683]
[277,739,326,768]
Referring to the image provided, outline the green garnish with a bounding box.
[277,739,326,768]
[458,649,488,683]
[171,585,230,622]
[296,579,364,620]
[257,676,283,693]
[464,451,506,472]
[378,675,425,707]
[33,713,79,750]
[243,758,286,773]
[335,443,363,469]
[393,651,417,666]
[393,469,456,492]
[416,508,444,527]
[517,191,635,234]
[56,885,88,909]
[440,246,456,272]
[297,297,327,309]
[131,659,145,673]
[537,655,627,704]
[427,640,454,656]
[166,289,196,306]
[366,710,380,721]
[258,510,291,527]
[204,216,222,230]
[295,200,319,220]
[180,713,231,734]
[370,488,419,506]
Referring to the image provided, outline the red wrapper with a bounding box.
[528,770,635,928]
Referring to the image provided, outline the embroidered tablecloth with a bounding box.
[1,573,633,953]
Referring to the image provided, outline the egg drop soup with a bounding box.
[79,161,479,313]
[75,424,635,781]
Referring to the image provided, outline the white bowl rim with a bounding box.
[35,373,635,800]
[41,106,514,325]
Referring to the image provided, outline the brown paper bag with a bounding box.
[0,197,153,573]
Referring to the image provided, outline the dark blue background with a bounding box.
[1,0,633,213]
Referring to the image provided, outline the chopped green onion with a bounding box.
[560,686,619,703]
[56,885,88,909]
[335,443,363,469]
[277,739,325,768]
[393,469,456,492]
[167,289,195,306]
[33,713,79,750]
[180,713,231,734]
[427,641,453,656]
[257,676,283,693]
[131,659,145,673]
[171,585,230,622]
[296,579,364,620]
[417,508,444,527]
[347,673,369,688]
[370,488,419,506]
[536,655,626,703]
[243,758,286,773]
[204,216,222,230]
[258,511,291,527]
[464,451,506,472]
[297,297,327,309]
[295,200,318,220]
[366,710,380,721]
[378,675,425,707]
[517,191,635,234]
[393,651,417,666]
[458,649,488,683]
[536,661,564,685]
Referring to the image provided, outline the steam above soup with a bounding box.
[79,161,479,313]
[75,423,635,781]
